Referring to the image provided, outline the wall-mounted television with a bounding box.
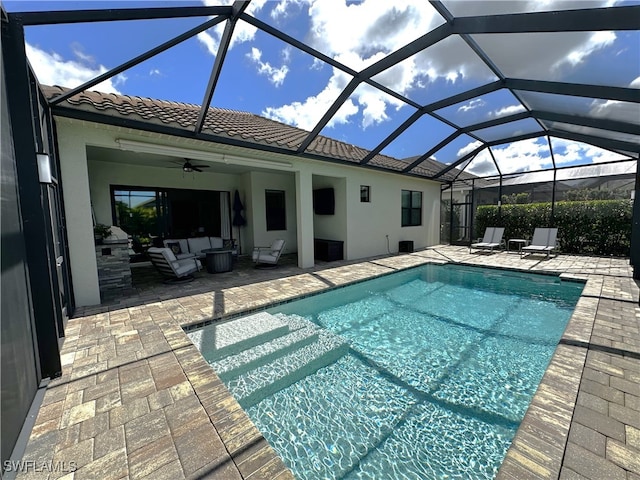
[313,187,335,215]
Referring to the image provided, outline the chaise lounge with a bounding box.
[521,228,558,259]
[470,227,505,253]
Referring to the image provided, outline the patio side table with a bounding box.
[508,238,528,254]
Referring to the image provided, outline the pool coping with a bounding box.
[12,247,639,480]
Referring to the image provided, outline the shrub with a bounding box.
[474,199,632,256]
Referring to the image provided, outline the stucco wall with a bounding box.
[312,175,347,249]
[88,160,241,226]
[246,170,297,254]
[54,118,442,306]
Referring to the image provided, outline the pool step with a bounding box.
[226,328,350,409]
[187,311,289,362]
[210,325,321,381]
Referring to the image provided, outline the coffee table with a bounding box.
[202,248,233,273]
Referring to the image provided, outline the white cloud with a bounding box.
[491,104,527,117]
[460,135,627,177]
[263,67,355,129]
[150,69,162,76]
[271,0,305,20]
[630,76,640,88]
[25,43,124,93]
[198,0,268,56]
[246,47,289,87]
[458,99,486,113]
[458,140,483,158]
[556,31,616,69]
[458,138,552,175]
[551,138,624,164]
[264,0,618,135]
[196,0,624,141]
[485,139,552,174]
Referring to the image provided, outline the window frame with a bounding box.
[401,189,422,227]
[265,189,286,231]
[360,185,371,203]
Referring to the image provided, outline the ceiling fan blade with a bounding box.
[193,166,203,172]
[192,164,210,169]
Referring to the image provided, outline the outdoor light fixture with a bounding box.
[115,139,293,171]
[36,152,53,184]
[183,164,193,173]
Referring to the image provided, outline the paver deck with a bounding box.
[11,246,639,480]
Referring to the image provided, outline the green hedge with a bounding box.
[475,199,633,256]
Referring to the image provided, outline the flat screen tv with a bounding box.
[313,188,335,215]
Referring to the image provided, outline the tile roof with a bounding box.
[42,85,472,182]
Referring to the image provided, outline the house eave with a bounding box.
[51,106,448,184]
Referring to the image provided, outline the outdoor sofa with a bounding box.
[162,236,235,259]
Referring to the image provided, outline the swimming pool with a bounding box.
[191,264,584,479]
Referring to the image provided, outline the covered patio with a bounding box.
[14,246,639,479]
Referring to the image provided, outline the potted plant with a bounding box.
[94,224,112,245]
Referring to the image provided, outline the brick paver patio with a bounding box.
[11,246,639,479]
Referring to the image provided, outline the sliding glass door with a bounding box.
[111,186,230,249]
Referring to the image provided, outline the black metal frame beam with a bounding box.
[403,131,462,172]
[472,156,637,182]
[195,1,249,134]
[298,23,454,154]
[451,5,639,34]
[432,126,640,180]
[3,15,62,378]
[433,130,545,178]
[507,78,639,103]
[424,80,504,112]
[50,105,434,182]
[534,111,639,135]
[548,129,640,154]
[15,6,232,25]
[49,15,227,106]
[297,77,360,153]
[360,109,423,164]
[240,13,360,79]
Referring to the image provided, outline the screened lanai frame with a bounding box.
[6,0,640,269]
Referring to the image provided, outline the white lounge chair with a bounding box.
[252,239,285,268]
[521,228,558,259]
[147,247,201,282]
[470,227,504,253]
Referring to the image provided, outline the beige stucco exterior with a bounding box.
[54,117,442,306]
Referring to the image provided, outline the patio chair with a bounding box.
[469,227,505,253]
[252,239,285,268]
[521,228,558,259]
[147,247,201,282]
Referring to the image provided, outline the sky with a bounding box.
[5,0,639,177]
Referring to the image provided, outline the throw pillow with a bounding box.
[167,242,181,255]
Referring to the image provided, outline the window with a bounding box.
[401,190,422,227]
[360,185,370,202]
[111,186,226,243]
[265,190,286,231]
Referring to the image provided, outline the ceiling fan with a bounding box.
[172,158,210,173]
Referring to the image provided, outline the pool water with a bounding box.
[238,265,582,479]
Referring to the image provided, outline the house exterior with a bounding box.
[44,86,449,307]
